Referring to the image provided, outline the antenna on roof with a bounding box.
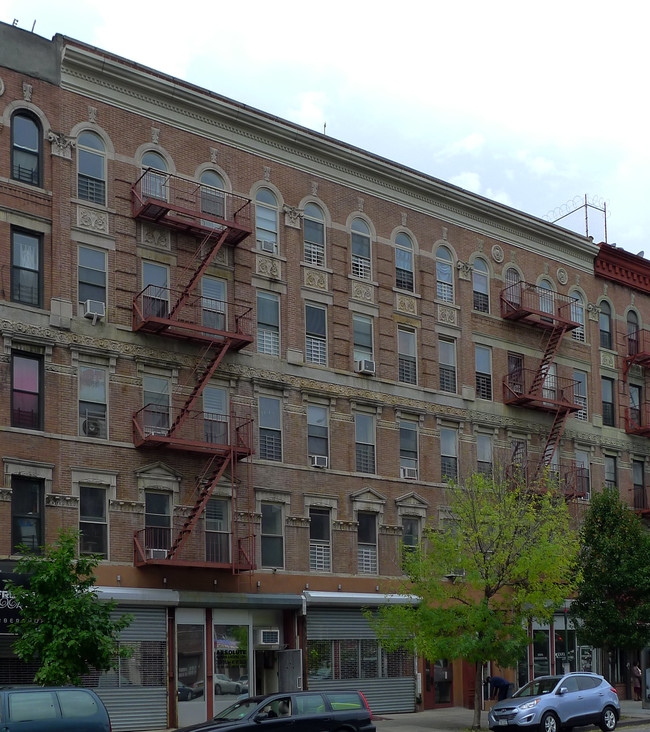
[544,194,608,243]
[32,20,36,32]
[323,122,327,135]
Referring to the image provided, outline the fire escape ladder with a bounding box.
[529,323,567,394]
[167,453,231,560]
[168,228,229,320]
[168,340,233,437]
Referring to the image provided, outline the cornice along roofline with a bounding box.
[58,38,598,270]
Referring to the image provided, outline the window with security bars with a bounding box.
[259,396,282,461]
[574,370,588,421]
[571,292,586,342]
[395,232,414,292]
[440,428,457,482]
[399,420,418,475]
[475,345,492,400]
[307,640,333,679]
[256,188,279,253]
[0,636,40,684]
[304,203,325,266]
[351,219,371,280]
[398,327,417,384]
[307,639,413,680]
[355,413,375,473]
[436,246,454,302]
[206,498,230,563]
[82,640,167,687]
[309,507,331,571]
[472,259,489,313]
[357,511,377,574]
[439,338,456,393]
[306,304,327,365]
[257,291,280,356]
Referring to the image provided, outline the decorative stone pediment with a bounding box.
[351,280,374,303]
[437,304,458,326]
[256,254,282,279]
[396,491,429,519]
[78,205,109,235]
[304,267,328,291]
[396,293,417,315]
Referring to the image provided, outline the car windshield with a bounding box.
[513,677,561,698]
[213,698,260,720]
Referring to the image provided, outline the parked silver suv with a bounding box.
[488,673,619,732]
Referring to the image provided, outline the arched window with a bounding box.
[436,246,454,303]
[255,188,279,254]
[504,267,521,307]
[77,131,106,204]
[472,259,489,313]
[142,151,168,200]
[395,232,414,292]
[599,301,612,350]
[12,111,41,186]
[304,203,325,267]
[571,291,586,342]
[351,219,371,280]
[627,310,640,356]
[200,170,226,224]
[538,279,554,319]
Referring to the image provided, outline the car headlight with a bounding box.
[519,699,541,711]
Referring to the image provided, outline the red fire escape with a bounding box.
[130,169,256,569]
[621,328,650,512]
[501,281,586,498]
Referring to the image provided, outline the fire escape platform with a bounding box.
[503,371,581,413]
[132,171,252,245]
[507,461,588,500]
[623,329,650,378]
[625,406,650,436]
[500,282,580,330]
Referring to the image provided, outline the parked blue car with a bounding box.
[488,673,619,732]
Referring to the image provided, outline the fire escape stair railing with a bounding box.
[167,340,233,437]
[167,454,231,560]
[529,323,567,394]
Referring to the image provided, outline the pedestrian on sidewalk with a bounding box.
[488,675,510,701]
[633,662,642,702]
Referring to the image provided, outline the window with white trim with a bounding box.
[12,111,41,186]
[571,292,586,342]
[79,365,107,439]
[436,246,454,302]
[305,303,327,365]
[12,476,44,553]
[440,428,458,482]
[145,491,171,551]
[599,302,613,350]
[357,511,377,574]
[80,485,108,557]
[472,259,489,313]
[200,170,226,226]
[261,502,284,568]
[142,261,169,319]
[12,229,42,308]
[575,450,590,499]
[477,434,492,476]
[399,420,418,478]
[398,326,417,385]
[202,276,227,331]
[604,455,617,489]
[308,405,329,460]
[439,338,456,393]
[402,516,420,550]
[304,203,325,266]
[78,246,107,309]
[259,396,282,461]
[351,219,371,280]
[203,385,228,445]
[353,314,374,363]
[475,345,492,400]
[143,375,169,437]
[309,507,331,571]
[255,188,279,254]
[395,232,414,291]
[206,497,230,563]
[257,291,280,356]
[77,131,106,204]
[355,413,376,474]
[141,151,168,200]
[573,370,587,421]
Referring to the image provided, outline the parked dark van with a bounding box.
[177,690,375,732]
[0,686,111,732]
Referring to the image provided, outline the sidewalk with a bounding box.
[373,700,650,731]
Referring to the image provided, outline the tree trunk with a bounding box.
[472,660,483,729]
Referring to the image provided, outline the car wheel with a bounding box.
[541,711,559,732]
[215,684,221,695]
[599,706,617,732]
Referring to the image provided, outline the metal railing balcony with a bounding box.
[500,281,580,329]
[625,405,650,436]
[133,285,253,346]
[132,405,254,455]
[623,329,650,374]
[132,169,252,244]
[503,369,582,412]
[506,461,589,499]
[133,525,255,570]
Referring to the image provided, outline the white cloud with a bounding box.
[286,92,328,133]
[437,133,486,159]
[450,172,482,194]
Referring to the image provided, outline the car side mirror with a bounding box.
[254,713,268,723]
[558,687,568,695]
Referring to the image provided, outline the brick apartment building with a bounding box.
[1,20,649,730]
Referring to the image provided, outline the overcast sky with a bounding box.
[3,1,647,254]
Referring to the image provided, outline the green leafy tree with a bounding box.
[5,528,132,686]
[570,486,650,656]
[372,470,578,729]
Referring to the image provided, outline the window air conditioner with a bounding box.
[255,628,280,646]
[83,299,106,320]
[147,548,168,560]
[355,359,376,376]
[82,417,102,437]
[258,239,276,253]
[310,455,328,468]
[400,466,418,480]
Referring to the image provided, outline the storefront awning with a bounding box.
[302,591,419,606]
